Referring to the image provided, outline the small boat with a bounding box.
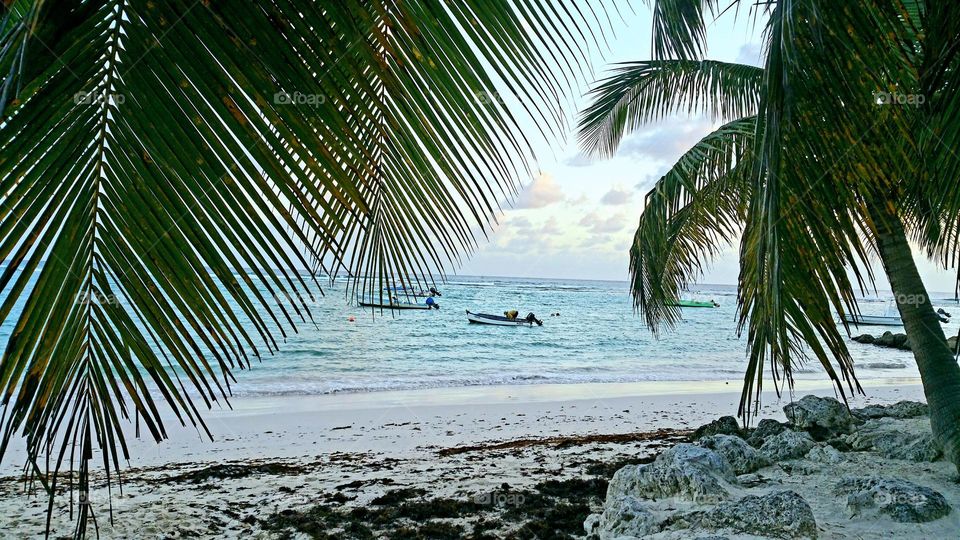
[666,299,720,308]
[383,286,442,297]
[841,313,903,326]
[359,300,433,310]
[466,310,542,326]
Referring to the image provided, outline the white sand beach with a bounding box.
[0,378,934,538]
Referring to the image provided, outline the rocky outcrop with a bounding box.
[606,444,736,503]
[852,400,928,420]
[747,418,789,448]
[674,490,818,539]
[835,476,951,523]
[783,395,855,440]
[588,489,819,539]
[760,430,816,462]
[844,417,942,462]
[692,416,743,441]
[851,331,913,351]
[805,444,843,464]
[696,434,771,475]
[588,398,952,539]
[587,495,656,538]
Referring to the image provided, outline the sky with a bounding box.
[456,4,959,295]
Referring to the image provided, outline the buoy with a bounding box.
[348,316,356,322]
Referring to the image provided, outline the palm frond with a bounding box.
[644,0,719,60]
[0,0,614,536]
[578,59,762,157]
[630,115,755,333]
[735,0,918,419]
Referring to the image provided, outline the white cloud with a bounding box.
[539,216,562,236]
[579,211,628,235]
[616,118,714,164]
[735,43,764,67]
[563,153,595,168]
[600,187,633,206]
[514,172,564,209]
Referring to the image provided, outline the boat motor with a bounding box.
[525,312,543,326]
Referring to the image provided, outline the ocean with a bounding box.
[208,275,937,397]
[0,273,947,398]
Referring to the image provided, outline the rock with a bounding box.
[805,444,843,464]
[736,473,768,487]
[891,333,908,348]
[835,476,951,523]
[583,513,600,535]
[679,490,818,539]
[875,331,896,347]
[852,400,928,420]
[845,417,941,462]
[606,444,736,503]
[898,338,912,351]
[852,333,875,344]
[783,395,855,440]
[696,434,771,475]
[760,430,816,461]
[589,495,657,538]
[747,418,789,448]
[692,416,743,440]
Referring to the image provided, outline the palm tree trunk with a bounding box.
[873,203,960,471]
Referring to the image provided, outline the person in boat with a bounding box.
[504,309,519,320]
[425,293,440,309]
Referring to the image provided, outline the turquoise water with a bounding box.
[220,276,929,396]
[0,273,941,397]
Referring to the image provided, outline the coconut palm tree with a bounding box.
[579,0,960,470]
[0,0,617,535]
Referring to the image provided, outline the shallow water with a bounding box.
[0,273,950,398]
[217,276,941,396]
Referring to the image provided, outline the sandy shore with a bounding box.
[0,378,928,538]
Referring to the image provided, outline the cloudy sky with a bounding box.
[458,6,958,294]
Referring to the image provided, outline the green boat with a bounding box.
[667,299,720,308]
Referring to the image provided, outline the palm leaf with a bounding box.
[644,0,718,60]
[578,59,762,157]
[630,116,755,333]
[0,0,614,536]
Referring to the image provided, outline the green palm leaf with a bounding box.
[644,0,718,60]
[630,116,755,333]
[0,0,614,536]
[578,59,762,158]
